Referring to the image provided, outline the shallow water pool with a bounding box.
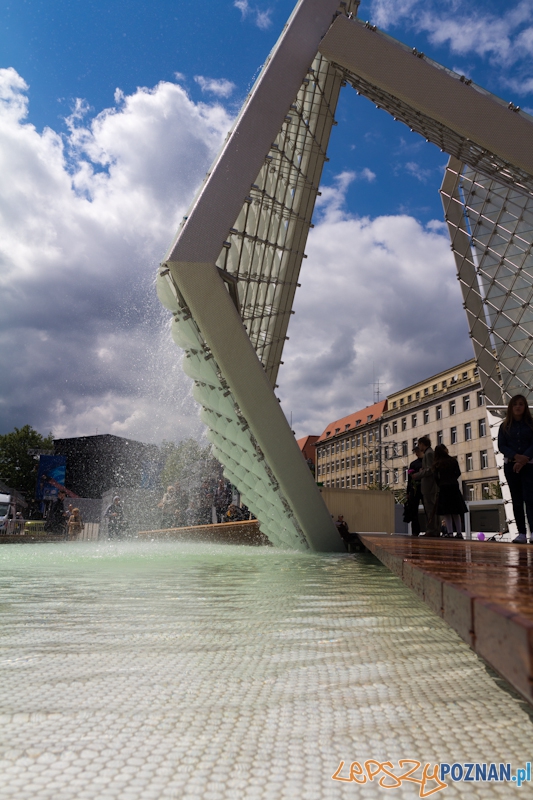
[0,540,531,798]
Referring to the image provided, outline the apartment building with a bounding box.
[315,359,499,500]
[315,401,386,489]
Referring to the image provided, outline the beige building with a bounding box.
[315,358,498,501]
[315,401,387,490]
[380,359,497,501]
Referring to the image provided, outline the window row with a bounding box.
[383,395,485,436]
[390,373,479,409]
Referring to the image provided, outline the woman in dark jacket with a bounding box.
[433,444,468,539]
[498,394,533,543]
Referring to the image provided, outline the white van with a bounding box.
[0,493,23,534]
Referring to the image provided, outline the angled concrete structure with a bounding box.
[158,0,533,547]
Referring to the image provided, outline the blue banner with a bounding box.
[36,455,67,500]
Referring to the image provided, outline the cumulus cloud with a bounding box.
[278,174,472,437]
[369,0,533,94]
[194,75,236,98]
[234,0,272,30]
[0,68,232,443]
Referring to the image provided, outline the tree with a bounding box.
[159,438,220,492]
[0,425,53,498]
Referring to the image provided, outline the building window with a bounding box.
[363,473,368,485]
[392,443,398,457]
[412,437,418,448]
[369,471,374,484]
[463,395,470,411]
[433,384,438,392]
[478,391,484,406]
[449,400,456,415]
[336,478,340,487]
[351,437,355,448]
[357,474,362,487]
[423,409,429,424]
[383,424,389,436]
[482,483,490,498]
[356,434,361,447]
[442,379,447,388]
[481,450,488,469]
[352,475,356,487]
[393,468,399,484]
[451,427,457,444]
[436,405,442,420]
[467,485,475,501]
[392,401,397,409]
[357,453,361,466]
[340,458,345,470]
[336,442,340,454]
[351,455,355,468]
[415,391,420,400]
[424,387,429,396]
[466,453,473,471]
[402,441,408,456]
[465,422,472,441]
[341,440,345,452]
[362,433,367,445]
[341,477,345,488]
[317,465,321,476]
[412,414,417,427]
[479,418,486,437]
[392,421,398,434]
[400,398,404,406]
[407,394,412,402]
[403,467,408,482]
[336,460,340,471]
[385,470,390,485]
[401,417,407,431]
[384,446,389,460]
[437,430,443,445]
[369,431,374,443]
[362,454,367,466]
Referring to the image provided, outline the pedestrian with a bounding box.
[404,445,423,536]
[413,436,440,537]
[67,507,84,540]
[497,394,533,543]
[335,514,350,545]
[433,444,467,539]
[45,489,67,534]
[105,495,126,538]
[158,485,176,529]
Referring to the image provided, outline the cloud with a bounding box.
[0,68,232,443]
[278,174,472,437]
[369,0,533,94]
[194,75,236,98]
[234,0,272,30]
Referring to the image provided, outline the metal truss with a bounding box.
[158,0,533,547]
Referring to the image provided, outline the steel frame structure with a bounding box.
[158,0,533,548]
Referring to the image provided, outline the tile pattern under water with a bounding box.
[0,540,531,799]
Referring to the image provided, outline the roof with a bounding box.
[316,400,387,444]
[296,435,318,451]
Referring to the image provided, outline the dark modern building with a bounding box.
[53,435,162,498]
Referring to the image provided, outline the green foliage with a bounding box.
[159,438,218,490]
[488,482,503,499]
[0,425,53,497]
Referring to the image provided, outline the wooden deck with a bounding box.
[359,534,533,705]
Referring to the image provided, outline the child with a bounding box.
[67,508,84,540]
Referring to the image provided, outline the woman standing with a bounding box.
[67,508,84,540]
[498,394,533,543]
[433,444,468,539]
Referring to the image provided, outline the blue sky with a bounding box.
[1,0,532,442]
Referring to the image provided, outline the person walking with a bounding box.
[404,445,423,536]
[413,436,440,537]
[45,489,67,534]
[105,496,126,539]
[432,444,467,539]
[498,394,533,543]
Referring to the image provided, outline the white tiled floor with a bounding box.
[0,540,531,798]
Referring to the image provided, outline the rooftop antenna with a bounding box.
[372,363,381,403]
